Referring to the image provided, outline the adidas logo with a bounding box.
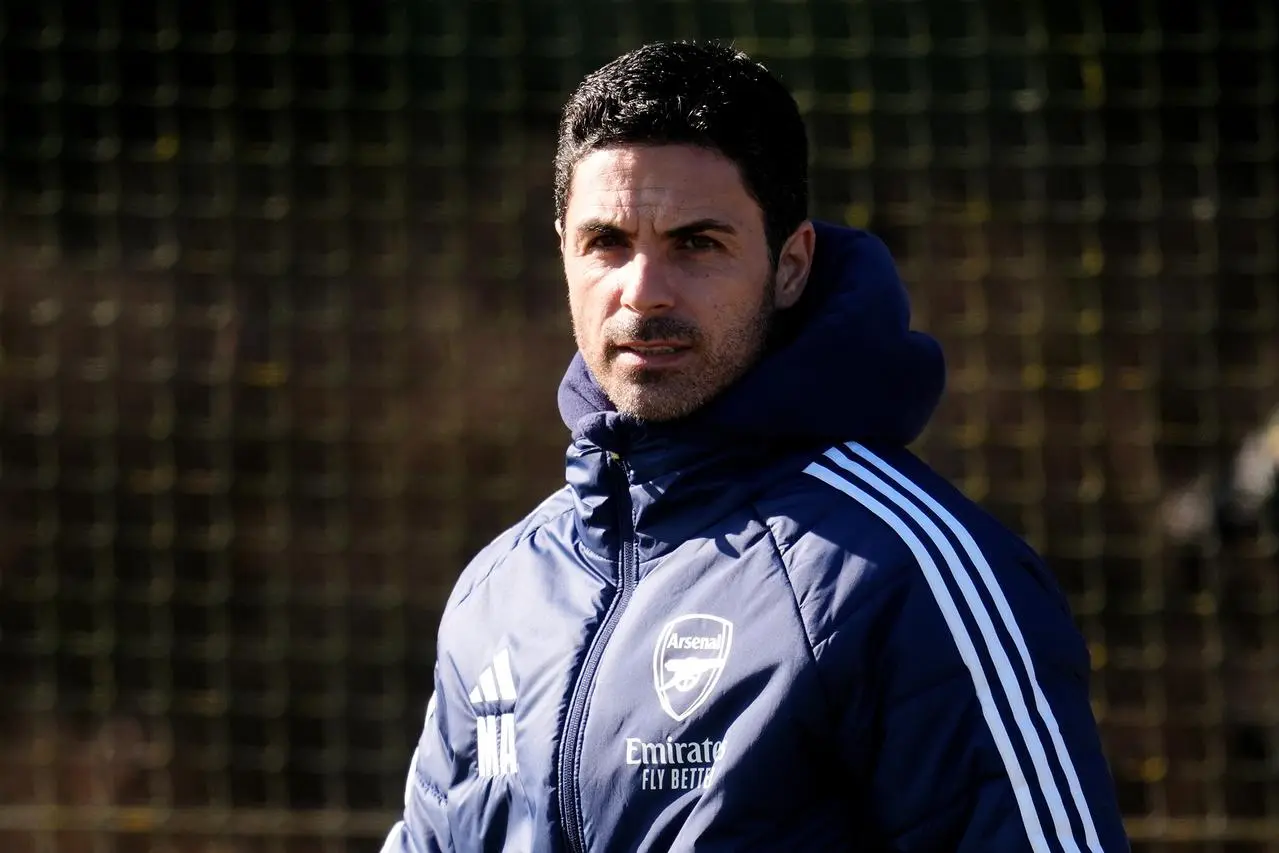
[469,648,519,778]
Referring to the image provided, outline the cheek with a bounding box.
[696,274,772,335]
[705,304,772,360]
[565,266,613,332]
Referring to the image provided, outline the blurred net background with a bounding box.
[1,0,1276,851]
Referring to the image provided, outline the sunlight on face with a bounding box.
[559,145,779,422]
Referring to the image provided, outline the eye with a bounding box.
[586,232,626,251]
[678,233,721,251]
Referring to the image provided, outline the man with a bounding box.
[383,41,1130,852]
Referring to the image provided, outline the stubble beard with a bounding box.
[581,282,777,424]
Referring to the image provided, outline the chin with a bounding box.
[607,384,713,424]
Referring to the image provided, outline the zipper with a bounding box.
[558,451,637,853]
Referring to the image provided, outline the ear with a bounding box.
[773,220,816,310]
[554,217,565,251]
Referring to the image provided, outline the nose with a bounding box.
[618,252,676,314]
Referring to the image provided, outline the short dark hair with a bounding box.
[553,41,809,261]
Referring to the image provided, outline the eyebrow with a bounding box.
[574,217,738,241]
[667,218,737,240]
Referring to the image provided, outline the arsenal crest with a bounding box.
[652,614,734,722]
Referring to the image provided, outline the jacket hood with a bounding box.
[557,221,946,450]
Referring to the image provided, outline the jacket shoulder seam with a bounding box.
[765,462,923,653]
[750,503,820,665]
[450,494,575,612]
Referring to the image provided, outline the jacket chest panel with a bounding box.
[567,534,838,850]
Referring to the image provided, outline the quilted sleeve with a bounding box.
[844,547,1132,852]
[380,669,454,853]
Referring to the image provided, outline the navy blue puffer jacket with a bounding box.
[380,222,1131,852]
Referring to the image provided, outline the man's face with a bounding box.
[559,144,807,422]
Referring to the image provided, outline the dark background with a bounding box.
[1,0,1276,850]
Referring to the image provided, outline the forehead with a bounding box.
[565,144,763,231]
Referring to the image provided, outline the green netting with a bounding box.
[1,1,1276,851]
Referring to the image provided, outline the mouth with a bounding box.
[619,342,688,354]
[614,341,693,368]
